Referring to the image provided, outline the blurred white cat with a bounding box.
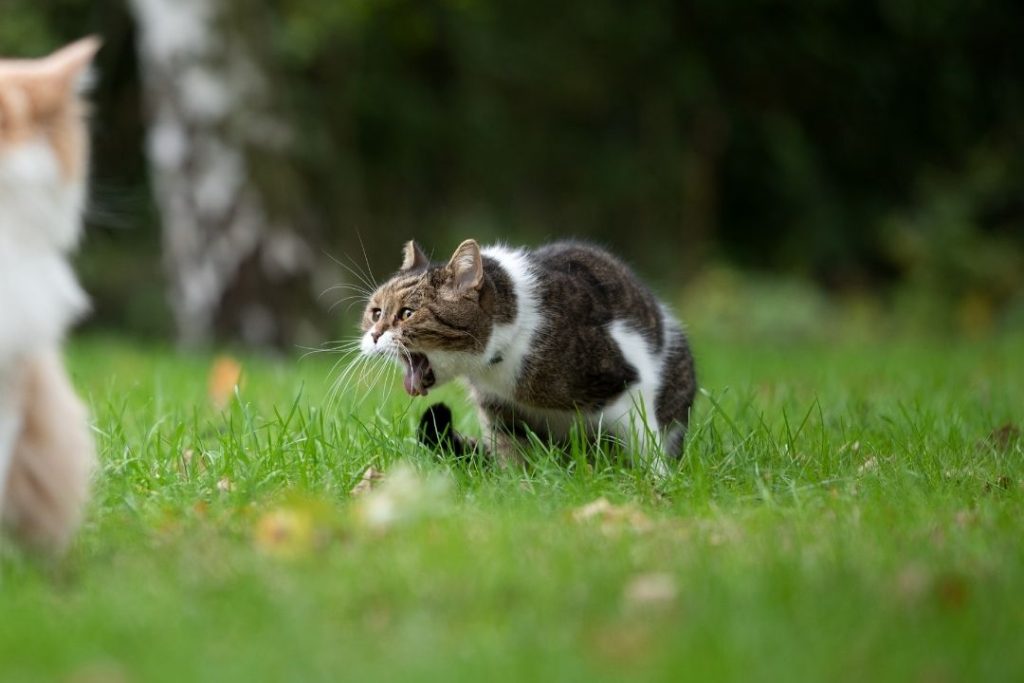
[0,38,99,552]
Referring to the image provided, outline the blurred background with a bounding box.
[4,0,1023,348]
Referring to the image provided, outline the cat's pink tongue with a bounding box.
[403,353,432,397]
[403,366,421,396]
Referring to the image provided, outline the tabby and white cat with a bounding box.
[0,38,99,551]
[360,239,697,474]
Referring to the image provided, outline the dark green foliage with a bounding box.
[4,0,1023,335]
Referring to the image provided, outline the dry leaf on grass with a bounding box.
[177,448,207,480]
[350,466,385,497]
[987,423,1020,451]
[857,456,878,475]
[983,475,1013,493]
[254,506,316,558]
[216,477,234,493]
[623,572,677,609]
[894,563,930,604]
[208,355,243,408]
[572,497,653,535]
[353,464,451,532]
[934,573,970,611]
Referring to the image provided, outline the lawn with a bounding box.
[0,331,1021,682]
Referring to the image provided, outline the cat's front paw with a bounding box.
[418,403,476,458]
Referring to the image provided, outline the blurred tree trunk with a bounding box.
[129,0,322,348]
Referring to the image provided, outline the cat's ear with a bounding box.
[446,239,484,293]
[401,240,429,272]
[24,37,101,116]
[44,37,101,84]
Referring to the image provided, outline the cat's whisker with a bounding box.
[348,355,393,410]
[354,230,378,289]
[296,341,361,360]
[324,346,366,401]
[324,251,379,298]
[330,350,386,410]
[328,294,372,315]
[318,283,372,303]
[328,352,367,403]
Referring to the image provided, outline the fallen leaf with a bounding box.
[894,563,930,604]
[254,506,315,558]
[953,509,976,529]
[350,466,385,497]
[208,356,243,408]
[857,456,878,475]
[354,464,451,532]
[177,448,207,480]
[572,497,653,536]
[573,497,615,521]
[623,572,677,609]
[216,477,234,493]
[934,573,970,611]
[989,423,1021,450]
[983,475,1013,493]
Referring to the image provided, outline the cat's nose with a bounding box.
[371,329,383,344]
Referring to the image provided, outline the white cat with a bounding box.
[0,38,99,552]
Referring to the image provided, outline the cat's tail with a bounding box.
[418,403,477,458]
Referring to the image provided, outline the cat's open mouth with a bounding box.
[401,352,436,397]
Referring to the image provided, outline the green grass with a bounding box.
[1,332,1022,682]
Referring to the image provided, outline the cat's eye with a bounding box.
[397,307,415,321]
[370,308,382,322]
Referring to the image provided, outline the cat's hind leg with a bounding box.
[2,350,94,552]
[653,328,697,464]
[0,368,26,509]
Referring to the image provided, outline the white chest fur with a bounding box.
[0,138,88,364]
[464,245,543,399]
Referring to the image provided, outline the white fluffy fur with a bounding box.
[602,320,669,473]
[360,328,398,358]
[0,391,21,504]
[0,135,89,527]
[466,245,543,396]
[0,137,89,368]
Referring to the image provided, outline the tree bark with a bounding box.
[130,0,320,347]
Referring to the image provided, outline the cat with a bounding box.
[0,38,99,552]
[359,239,697,474]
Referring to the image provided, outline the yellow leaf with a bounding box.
[623,572,677,609]
[254,507,315,558]
[572,497,653,536]
[350,466,385,497]
[208,356,243,408]
[353,464,450,532]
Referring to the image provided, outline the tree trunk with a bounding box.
[130,0,321,348]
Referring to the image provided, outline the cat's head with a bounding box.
[0,37,100,251]
[360,239,497,396]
